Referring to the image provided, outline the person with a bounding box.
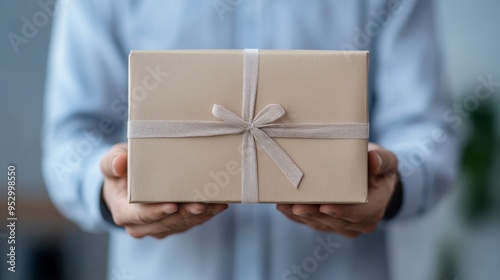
[42,0,457,279]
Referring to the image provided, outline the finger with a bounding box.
[291,204,319,218]
[319,203,370,224]
[279,204,335,229]
[320,170,392,223]
[100,152,118,178]
[148,205,227,238]
[277,205,308,225]
[368,149,398,176]
[277,205,307,224]
[290,204,350,230]
[127,204,228,237]
[154,203,226,231]
[126,209,209,238]
[100,145,128,178]
[281,204,321,220]
[180,203,228,218]
[181,203,209,215]
[209,203,229,214]
[278,207,330,231]
[112,202,178,226]
[278,206,364,237]
[276,204,294,214]
[311,216,349,230]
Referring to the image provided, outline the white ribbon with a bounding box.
[128,49,369,203]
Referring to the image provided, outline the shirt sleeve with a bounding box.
[42,0,128,232]
[371,0,458,221]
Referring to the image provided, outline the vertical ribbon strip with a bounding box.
[128,49,369,203]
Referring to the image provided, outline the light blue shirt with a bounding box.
[42,1,457,279]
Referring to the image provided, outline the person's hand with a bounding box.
[277,143,400,238]
[100,143,228,239]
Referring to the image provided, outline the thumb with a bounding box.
[368,149,398,175]
[100,145,128,178]
[111,153,128,177]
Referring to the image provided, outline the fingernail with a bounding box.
[111,156,118,175]
[190,207,204,215]
[375,153,383,173]
[165,207,177,215]
[296,211,311,218]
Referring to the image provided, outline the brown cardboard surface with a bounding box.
[128,50,369,203]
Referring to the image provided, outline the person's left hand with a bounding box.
[277,143,400,238]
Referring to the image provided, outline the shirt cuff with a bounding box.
[387,154,427,222]
[383,177,403,220]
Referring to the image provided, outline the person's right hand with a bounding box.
[100,143,228,239]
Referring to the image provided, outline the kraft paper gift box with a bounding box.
[128,49,369,203]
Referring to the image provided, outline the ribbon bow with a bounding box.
[212,103,303,190]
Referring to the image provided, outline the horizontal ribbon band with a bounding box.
[128,49,369,203]
[128,120,369,139]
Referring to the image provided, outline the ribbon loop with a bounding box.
[253,104,286,127]
[212,104,249,127]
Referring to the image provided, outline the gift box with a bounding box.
[128,49,369,203]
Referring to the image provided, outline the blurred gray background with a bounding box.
[0,1,499,279]
[0,2,108,280]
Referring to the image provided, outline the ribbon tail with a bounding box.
[250,128,303,188]
[241,131,259,203]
